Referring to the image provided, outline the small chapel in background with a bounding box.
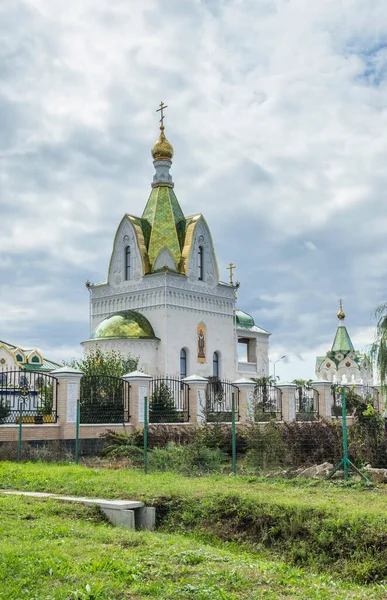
[315,300,373,385]
[82,105,270,378]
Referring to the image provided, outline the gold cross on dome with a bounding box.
[156,101,168,126]
[227,262,236,286]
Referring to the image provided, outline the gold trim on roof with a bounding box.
[180,214,220,280]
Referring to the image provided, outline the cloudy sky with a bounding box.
[1,0,387,380]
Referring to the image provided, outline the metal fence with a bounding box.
[250,382,283,421]
[295,385,319,421]
[80,375,130,424]
[149,376,190,423]
[0,369,58,425]
[205,378,240,422]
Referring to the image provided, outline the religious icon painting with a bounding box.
[197,322,206,363]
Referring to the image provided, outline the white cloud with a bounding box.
[0,0,386,369]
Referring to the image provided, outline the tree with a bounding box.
[65,347,139,424]
[370,303,387,390]
[149,383,183,423]
[64,346,138,377]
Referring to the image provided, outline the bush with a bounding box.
[148,442,226,475]
[243,421,285,472]
[0,400,10,424]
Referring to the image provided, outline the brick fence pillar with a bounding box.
[122,371,152,429]
[233,378,255,422]
[181,374,208,422]
[50,366,84,439]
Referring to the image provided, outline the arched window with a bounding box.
[198,246,204,281]
[125,246,131,280]
[213,352,219,378]
[180,348,187,379]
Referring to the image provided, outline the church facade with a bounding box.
[82,109,270,379]
[315,301,373,385]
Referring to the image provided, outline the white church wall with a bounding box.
[0,346,17,371]
[164,307,236,378]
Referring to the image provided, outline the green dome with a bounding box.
[92,311,156,340]
[235,309,255,330]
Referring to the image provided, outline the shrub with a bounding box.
[149,383,183,423]
[148,442,226,475]
[0,399,10,424]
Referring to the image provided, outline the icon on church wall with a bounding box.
[197,322,206,363]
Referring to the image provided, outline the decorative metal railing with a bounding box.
[205,378,240,422]
[250,383,283,421]
[295,386,319,421]
[80,375,130,424]
[0,369,58,425]
[149,376,190,423]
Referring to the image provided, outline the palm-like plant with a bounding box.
[370,303,387,390]
[251,375,277,419]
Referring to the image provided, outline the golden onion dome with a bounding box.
[91,311,156,340]
[337,299,345,320]
[151,125,174,161]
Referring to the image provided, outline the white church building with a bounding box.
[315,301,373,385]
[82,107,270,379]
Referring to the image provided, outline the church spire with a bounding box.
[332,300,354,352]
[151,101,174,188]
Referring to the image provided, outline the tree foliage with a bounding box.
[370,302,387,390]
[64,346,138,377]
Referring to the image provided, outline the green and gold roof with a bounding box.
[113,121,218,278]
[0,339,61,372]
[315,302,371,373]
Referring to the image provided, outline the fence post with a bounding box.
[144,396,148,474]
[75,398,80,465]
[17,401,23,462]
[327,386,370,483]
[342,387,349,481]
[231,392,237,475]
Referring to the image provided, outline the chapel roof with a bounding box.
[235,309,270,335]
[121,114,218,278]
[0,339,61,372]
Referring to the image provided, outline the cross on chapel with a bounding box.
[156,101,168,126]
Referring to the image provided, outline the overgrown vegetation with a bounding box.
[3,493,386,599]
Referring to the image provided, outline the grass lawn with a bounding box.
[2,494,387,600]
[2,462,387,584]
[1,461,387,515]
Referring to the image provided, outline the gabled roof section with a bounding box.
[0,339,61,372]
[331,326,355,352]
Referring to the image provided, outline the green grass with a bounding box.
[1,494,387,600]
[2,462,387,583]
